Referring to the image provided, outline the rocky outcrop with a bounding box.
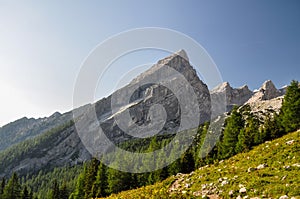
[211,80,285,114]
[210,82,253,112]
[246,80,281,103]
[246,80,284,114]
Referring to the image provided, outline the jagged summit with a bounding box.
[130,49,198,87]
[210,82,231,93]
[210,81,253,112]
[210,80,287,113]
[247,80,281,103]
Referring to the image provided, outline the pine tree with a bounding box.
[50,180,59,199]
[21,186,30,199]
[107,167,133,194]
[59,182,68,199]
[262,113,281,140]
[0,178,5,196]
[280,80,300,132]
[2,173,21,199]
[72,172,85,199]
[218,107,244,159]
[84,158,99,199]
[91,162,107,198]
[236,113,259,152]
[235,129,246,153]
[180,149,195,174]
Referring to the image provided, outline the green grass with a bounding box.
[100,130,300,199]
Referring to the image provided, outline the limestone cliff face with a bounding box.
[211,80,285,114]
[246,80,281,103]
[93,49,211,142]
[246,80,284,114]
[210,82,253,113]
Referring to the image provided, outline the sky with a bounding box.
[0,0,299,126]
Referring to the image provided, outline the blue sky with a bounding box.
[0,0,299,126]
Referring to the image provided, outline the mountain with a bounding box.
[210,82,253,112]
[0,49,291,181]
[210,80,285,114]
[101,130,300,199]
[0,49,211,177]
[0,111,72,151]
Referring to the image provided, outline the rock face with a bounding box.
[92,49,211,143]
[211,80,285,113]
[246,80,284,114]
[210,82,253,112]
[247,80,281,103]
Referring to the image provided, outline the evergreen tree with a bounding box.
[59,182,68,199]
[107,167,134,194]
[72,172,85,199]
[180,149,195,174]
[218,107,244,159]
[0,178,5,196]
[50,180,59,199]
[262,113,281,140]
[3,173,21,199]
[83,158,99,199]
[235,129,246,153]
[280,80,300,132]
[91,162,107,198]
[21,186,30,199]
[236,113,259,152]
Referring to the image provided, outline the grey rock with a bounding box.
[256,163,268,170]
[279,195,289,199]
[210,82,253,113]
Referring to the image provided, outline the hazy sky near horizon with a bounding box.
[0,0,299,126]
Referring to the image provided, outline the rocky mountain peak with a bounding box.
[210,82,253,112]
[247,80,281,103]
[211,82,231,93]
[130,49,195,86]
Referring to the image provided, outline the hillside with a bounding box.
[0,111,72,151]
[103,130,300,199]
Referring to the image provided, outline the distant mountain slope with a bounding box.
[0,111,72,151]
[0,121,91,178]
[102,130,300,199]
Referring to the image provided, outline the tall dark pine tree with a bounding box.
[280,80,300,132]
[218,106,244,159]
[50,180,60,199]
[84,158,99,199]
[0,178,5,196]
[21,186,30,199]
[2,173,21,199]
[59,182,68,199]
